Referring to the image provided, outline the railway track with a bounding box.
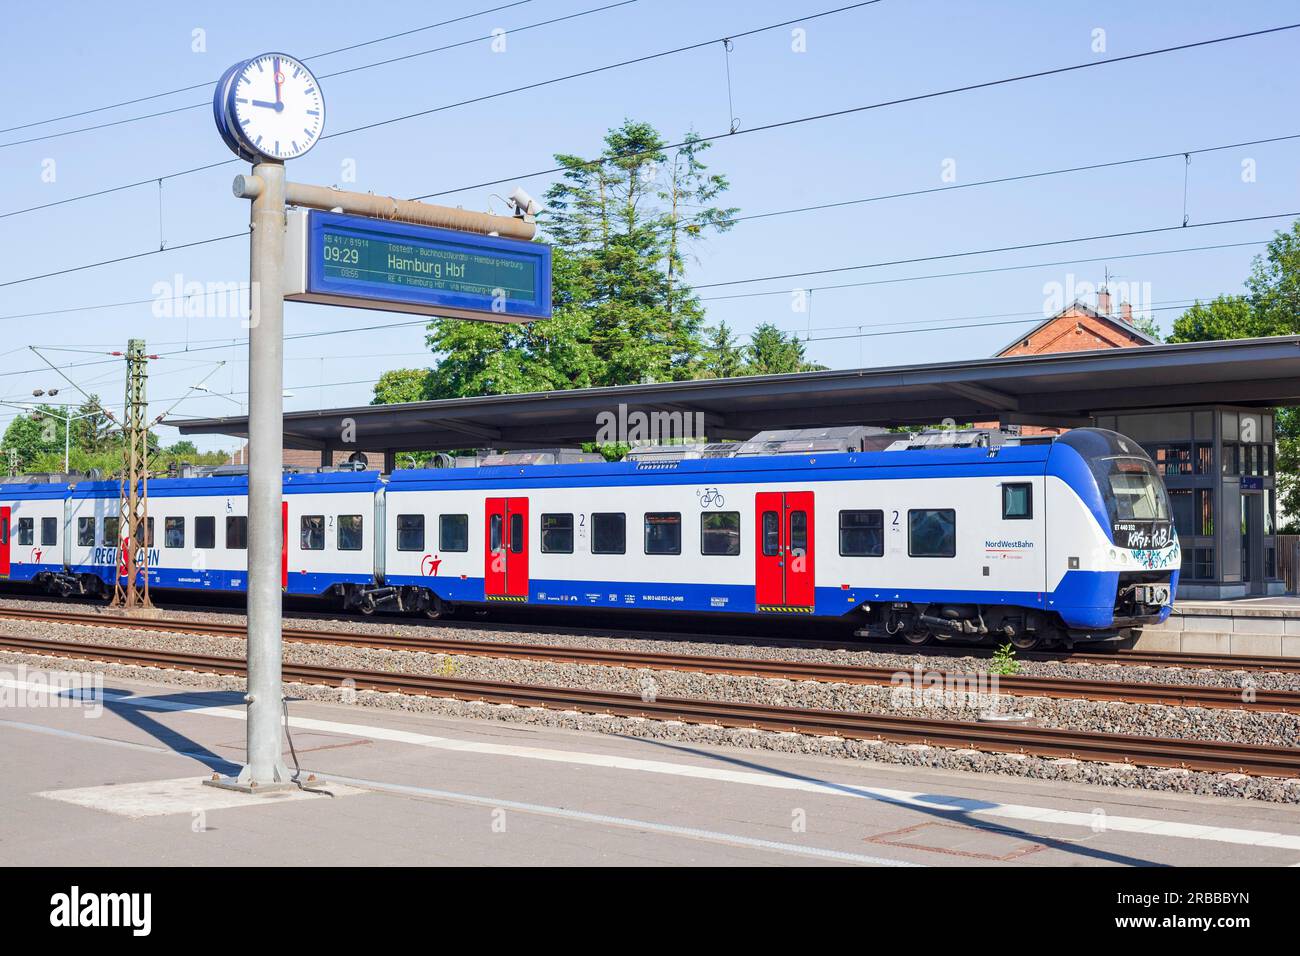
[2,606,1298,712]
[4,600,1299,674]
[1,633,1297,777]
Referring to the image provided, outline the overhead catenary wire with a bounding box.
[0,0,537,136]
[0,1,850,152]
[0,0,644,220]
[0,235,1274,357]
[409,21,1300,201]
[1,13,1283,223]
[692,212,1300,290]
[696,239,1271,302]
[0,1,640,151]
[140,299,1211,411]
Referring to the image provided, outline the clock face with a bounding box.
[227,53,325,161]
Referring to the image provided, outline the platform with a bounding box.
[1136,596,1300,657]
[2,667,1299,867]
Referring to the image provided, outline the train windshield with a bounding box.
[1056,428,1175,543]
[1104,459,1169,521]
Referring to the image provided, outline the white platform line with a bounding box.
[4,676,1300,856]
[320,772,920,866]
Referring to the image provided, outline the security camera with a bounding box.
[507,186,541,221]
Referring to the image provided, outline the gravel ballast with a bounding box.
[3,619,1299,805]
[3,594,1297,692]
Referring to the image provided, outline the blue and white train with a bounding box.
[0,427,1178,648]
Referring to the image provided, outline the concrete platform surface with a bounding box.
[2,667,1300,867]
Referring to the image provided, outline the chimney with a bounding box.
[1097,288,1112,314]
[1120,302,1133,325]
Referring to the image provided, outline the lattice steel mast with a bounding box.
[111,339,153,609]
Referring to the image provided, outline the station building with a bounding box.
[178,334,1300,601]
[971,295,1281,599]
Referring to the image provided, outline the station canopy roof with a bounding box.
[174,336,1300,454]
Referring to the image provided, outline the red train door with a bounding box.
[281,501,288,590]
[484,497,529,601]
[0,507,10,577]
[754,491,815,612]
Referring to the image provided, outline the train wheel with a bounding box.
[1009,633,1041,651]
[900,631,933,646]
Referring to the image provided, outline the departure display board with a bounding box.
[294,210,551,322]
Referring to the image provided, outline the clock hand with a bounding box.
[249,99,281,110]
[274,57,284,106]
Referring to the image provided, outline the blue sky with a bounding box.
[1,0,1297,452]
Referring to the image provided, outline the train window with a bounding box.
[591,513,625,554]
[338,515,363,551]
[41,517,57,546]
[541,513,574,553]
[396,514,424,551]
[300,516,325,551]
[509,513,524,554]
[908,509,956,558]
[644,513,681,555]
[17,518,34,546]
[77,517,96,547]
[165,517,185,549]
[103,516,120,546]
[1001,483,1033,520]
[839,510,883,556]
[226,516,248,550]
[701,512,741,556]
[440,514,468,552]
[195,516,215,549]
[134,518,154,548]
[489,514,502,552]
[761,511,780,556]
[789,511,808,553]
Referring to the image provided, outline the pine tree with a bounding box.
[384,120,738,401]
[743,323,826,375]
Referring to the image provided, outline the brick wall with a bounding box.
[999,307,1148,357]
[978,303,1151,436]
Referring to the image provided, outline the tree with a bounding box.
[74,396,114,454]
[0,404,67,467]
[1167,294,1253,343]
[743,323,826,375]
[1131,312,1164,341]
[377,120,738,405]
[372,368,433,405]
[1168,220,1300,527]
[698,322,745,379]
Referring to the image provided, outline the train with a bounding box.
[0,426,1179,649]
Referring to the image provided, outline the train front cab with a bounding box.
[1048,429,1180,635]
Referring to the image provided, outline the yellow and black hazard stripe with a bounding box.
[486,594,528,603]
[756,604,814,614]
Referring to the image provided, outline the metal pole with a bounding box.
[64,407,70,474]
[242,160,290,788]
[232,176,535,240]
